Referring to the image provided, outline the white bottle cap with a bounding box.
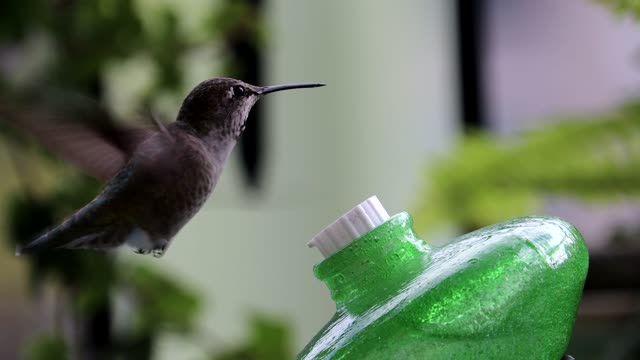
[308,196,390,258]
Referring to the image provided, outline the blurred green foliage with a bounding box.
[595,0,640,19]
[2,0,149,90]
[212,316,292,360]
[120,263,200,335]
[23,335,68,360]
[0,0,263,104]
[414,102,640,234]
[0,0,292,358]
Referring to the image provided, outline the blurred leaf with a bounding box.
[211,315,292,360]
[6,193,56,249]
[208,2,254,38]
[0,0,222,95]
[595,0,640,19]
[249,316,292,360]
[121,263,200,334]
[23,335,69,360]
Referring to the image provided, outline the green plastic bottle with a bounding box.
[298,196,588,360]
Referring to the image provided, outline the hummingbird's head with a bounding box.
[177,77,324,139]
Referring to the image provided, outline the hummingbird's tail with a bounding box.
[16,199,125,255]
[15,228,107,255]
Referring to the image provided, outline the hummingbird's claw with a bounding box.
[152,246,166,258]
[133,248,151,255]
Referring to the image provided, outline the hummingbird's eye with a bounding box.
[232,85,246,97]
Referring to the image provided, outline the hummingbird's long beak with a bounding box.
[258,83,325,95]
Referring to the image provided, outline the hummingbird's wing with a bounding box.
[0,98,158,181]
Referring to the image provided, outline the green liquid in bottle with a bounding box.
[298,205,588,359]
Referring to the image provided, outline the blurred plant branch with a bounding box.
[414,102,640,234]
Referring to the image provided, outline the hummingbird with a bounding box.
[10,77,324,257]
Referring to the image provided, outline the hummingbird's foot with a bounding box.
[133,248,151,255]
[152,245,167,258]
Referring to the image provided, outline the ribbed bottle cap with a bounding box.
[308,196,390,258]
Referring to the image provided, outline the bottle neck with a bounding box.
[313,212,431,314]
